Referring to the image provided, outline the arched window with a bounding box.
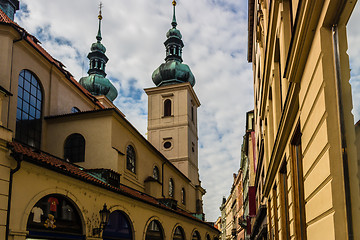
[145,220,164,240]
[26,194,83,239]
[169,178,174,197]
[164,99,171,117]
[192,231,201,240]
[173,226,185,240]
[126,145,136,173]
[71,107,80,113]
[16,69,43,148]
[205,234,211,240]
[64,133,85,163]
[153,166,159,181]
[181,188,186,205]
[103,210,133,240]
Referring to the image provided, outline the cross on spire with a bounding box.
[96,2,103,42]
[171,0,177,28]
[98,2,103,20]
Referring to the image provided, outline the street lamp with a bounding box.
[93,204,111,236]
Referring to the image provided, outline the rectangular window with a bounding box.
[291,127,307,239]
[268,199,273,240]
[279,160,290,240]
[272,184,279,240]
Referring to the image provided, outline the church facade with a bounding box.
[0,0,219,239]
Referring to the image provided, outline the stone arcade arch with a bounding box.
[172,225,186,240]
[102,210,133,240]
[191,230,201,240]
[26,194,84,239]
[145,219,164,240]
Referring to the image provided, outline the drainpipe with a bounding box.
[332,24,353,240]
[5,154,22,240]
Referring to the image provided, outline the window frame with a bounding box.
[181,188,186,205]
[126,145,136,174]
[64,133,86,163]
[169,178,174,198]
[145,220,164,240]
[164,99,172,117]
[16,69,43,149]
[290,126,307,240]
[173,226,185,240]
[279,160,290,240]
[153,166,160,181]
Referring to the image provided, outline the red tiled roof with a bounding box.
[0,8,105,110]
[8,141,216,229]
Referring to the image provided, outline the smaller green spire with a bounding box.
[79,3,118,102]
[171,0,177,28]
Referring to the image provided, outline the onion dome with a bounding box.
[152,0,195,87]
[79,5,118,102]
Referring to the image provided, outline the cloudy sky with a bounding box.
[14,0,360,222]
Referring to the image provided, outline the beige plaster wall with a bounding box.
[45,114,115,170]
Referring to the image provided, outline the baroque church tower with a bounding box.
[145,1,202,189]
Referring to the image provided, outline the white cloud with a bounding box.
[348,3,360,123]
[15,0,253,221]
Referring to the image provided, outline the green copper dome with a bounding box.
[91,42,106,53]
[79,74,118,101]
[166,27,182,39]
[152,0,195,87]
[152,60,195,86]
[79,8,118,102]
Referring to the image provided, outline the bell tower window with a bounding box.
[164,99,172,117]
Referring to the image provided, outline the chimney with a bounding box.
[0,0,19,21]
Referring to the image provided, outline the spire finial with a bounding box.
[171,0,177,28]
[96,2,103,42]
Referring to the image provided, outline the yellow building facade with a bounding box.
[0,1,219,240]
[248,0,360,239]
